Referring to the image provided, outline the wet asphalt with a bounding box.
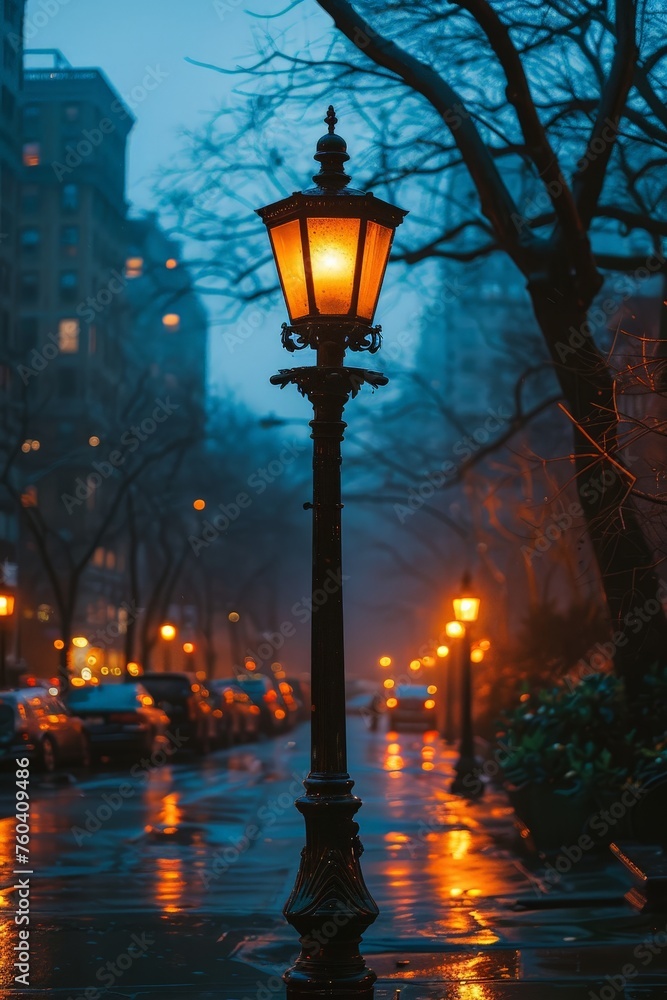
[1,713,667,998]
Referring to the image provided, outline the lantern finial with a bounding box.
[312,105,351,191]
[325,105,337,133]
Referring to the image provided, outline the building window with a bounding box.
[62,103,80,123]
[59,271,78,302]
[21,102,39,127]
[58,367,78,397]
[20,272,38,303]
[22,143,40,167]
[20,317,38,351]
[21,186,39,214]
[162,313,180,331]
[58,318,79,353]
[61,183,79,212]
[1,86,15,122]
[125,256,143,278]
[3,38,16,71]
[60,225,79,257]
[20,227,40,253]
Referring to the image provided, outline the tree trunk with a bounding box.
[529,279,667,698]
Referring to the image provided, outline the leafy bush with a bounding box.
[498,668,667,794]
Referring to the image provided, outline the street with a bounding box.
[1,714,666,998]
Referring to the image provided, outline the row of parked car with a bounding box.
[0,671,311,773]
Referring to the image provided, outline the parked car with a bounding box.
[0,688,90,772]
[286,676,311,723]
[140,672,216,754]
[386,684,438,731]
[66,682,170,760]
[210,680,261,745]
[235,674,291,735]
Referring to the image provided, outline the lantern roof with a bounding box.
[256,106,407,228]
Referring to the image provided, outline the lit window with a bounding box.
[125,257,143,278]
[58,319,79,353]
[93,548,104,567]
[22,143,40,167]
[162,313,180,330]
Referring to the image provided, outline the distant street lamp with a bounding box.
[257,106,407,998]
[159,623,177,672]
[0,593,15,688]
[451,573,483,798]
[436,642,453,741]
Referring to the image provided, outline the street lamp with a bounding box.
[436,643,453,741]
[159,623,177,672]
[451,573,483,798]
[0,593,15,688]
[257,106,407,998]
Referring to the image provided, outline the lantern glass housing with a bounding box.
[257,107,406,330]
[0,594,14,616]
[453,595,480,623]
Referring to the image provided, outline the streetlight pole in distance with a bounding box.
[0,593,15,689]
[257,106,407,998]
[450,573,483,798]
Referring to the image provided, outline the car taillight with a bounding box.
[108,712,140,724]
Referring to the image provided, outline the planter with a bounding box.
[505,781,601,852]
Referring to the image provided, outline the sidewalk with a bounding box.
[4,718,667,998]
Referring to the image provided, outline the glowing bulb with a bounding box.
[54,639,65,650]
[193,499,205,510]
[471,648,484,663]
[383,678,395,689]
[409,659,421,671]
[379,655,392,667]
[427,684,437,694]
[81,667,92,681]
[228,611,239,622]
[445,621,465,639]
[437,644,450,657]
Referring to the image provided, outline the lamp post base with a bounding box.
[451,756,484,798]
[283,777,378,999]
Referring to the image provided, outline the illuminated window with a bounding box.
[58,319,79,353]
[125,256,143,278]
[162,313,180,331]
[22,143,40,167]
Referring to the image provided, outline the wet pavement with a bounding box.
[1,714,667,997]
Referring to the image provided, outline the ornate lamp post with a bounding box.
[257,107,407,998]
[450,573,483,798]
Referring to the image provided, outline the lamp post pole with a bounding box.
[445,649,456,742]
[258,107,406,999]
[450,574,483,798]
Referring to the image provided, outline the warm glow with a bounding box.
[275,708,286,720]
[446,620,465,639]
[162,313,180,330]
[48,686,58,696]
[72,636,88,648]
[193,499,205,510]
[53,639,65,650]
[0,595,15,616]
[127,662,140,676]
[383,678,395,689]
[427,684,437,695]
[101,666,109,675]
[409,659,421,671]
[453,595,480,623]
[89,436,100,447]
[436,644,450,657]
[268,219,309,319]
[31,440,40,450]
[182,642,194,654]
[228,611,239,622]
[422,655,435,667]
[160,623,177,641]
[479,639,491,651]
[86,655,97,666]
[125,256,143,278]
[71,677,85,687]
[386,697,398,709]
[471,648,485,663]
[245,660,257,671]
[81,667,92,681]
[307,217,360,314]
[379,655,392,667]
[357,221,393,320]
[424,699,436,710]
[165,258,178,269]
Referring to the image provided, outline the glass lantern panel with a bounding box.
[453,597,480,622]
[357,222,392,320]
[307,217,360,315]
[269,219,309,320]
